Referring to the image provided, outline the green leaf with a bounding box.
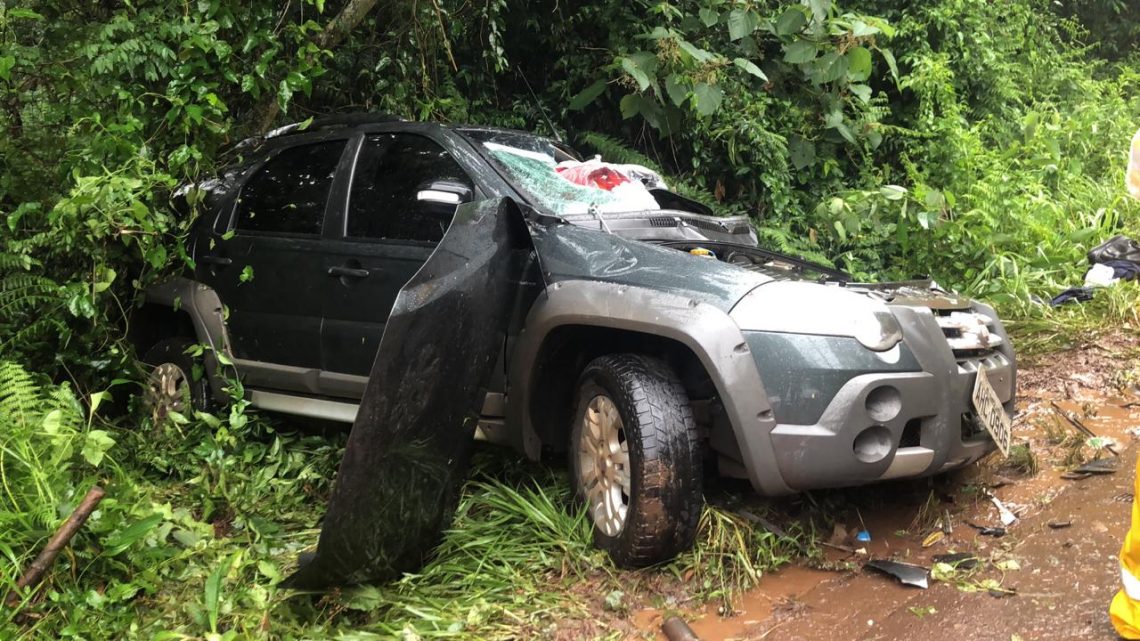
[788,136,816,170]
[880,48,900,85]
[81,430,115,467]
[665,75,688,107]
[727,9,757,41]
[699,8,719,27]
[775,7,808,36]
[89,391,107,416]
[677,40,714,64]
[692,83,723,117]
[0,56,13,82]
[783,41,817,64]
[206,552,239,633]
[814,51,849,83]
[847,47,872,81]
[808,0,831,22]
[620,54,655,92]
[619,93,643,119]
[833,120,856,144]
[849,83,872,102]
[42,409,61,435]
[850,19,880,37]
[7,8,43,20]
[880,185,908,201]
[239,265,254,283]
[833,219,847,241]
[568,80,607,110]
[104,514,163,556]
[733,58,768,81]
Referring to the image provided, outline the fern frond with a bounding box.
[0,361,44,431]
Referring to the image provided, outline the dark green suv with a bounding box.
[135,114,1016,586]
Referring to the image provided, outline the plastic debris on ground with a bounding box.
[933,552,980,570]
[1050,235,1140,306]
[922,531,945,548]
[866,559,930,589]
[989,494,1018,526]
[966,521,1007,537]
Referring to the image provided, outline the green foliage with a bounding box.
[1,0,1139,637]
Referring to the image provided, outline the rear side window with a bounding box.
[233,140,346,235]
[347,134,473,243]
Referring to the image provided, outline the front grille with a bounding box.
[934,310,1003,361]
[956,350,1010,374]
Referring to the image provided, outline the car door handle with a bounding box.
[328,265,370,279]
[200,255,232,266]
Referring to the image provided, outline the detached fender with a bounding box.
[142,277,235,403]
[506,279,793,496]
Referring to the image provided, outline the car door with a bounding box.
[319,132,476,389]
[196,138,349,382]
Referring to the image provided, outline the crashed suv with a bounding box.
[134,114,1016,586]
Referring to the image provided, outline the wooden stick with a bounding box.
[1050,402,1119,456]
[5,486,106,609]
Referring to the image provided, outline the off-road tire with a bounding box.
[569,353,702,567]
[141,337,212,419]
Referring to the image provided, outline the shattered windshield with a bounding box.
[459,128,663,216]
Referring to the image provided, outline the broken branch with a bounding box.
[5,486,106,610]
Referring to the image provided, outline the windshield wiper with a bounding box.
[588,203,613,234]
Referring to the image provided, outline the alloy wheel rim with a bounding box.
[145,362,190,422]
[577,394,631,537]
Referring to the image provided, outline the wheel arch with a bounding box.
[506,280,793,495]
[132,277,236,404]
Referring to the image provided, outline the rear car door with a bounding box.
[319,132,475,385]
[197,138,349,379]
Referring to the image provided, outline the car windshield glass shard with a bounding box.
[463,129,660,216]
[234,140,345,235]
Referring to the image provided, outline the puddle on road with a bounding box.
[632,566,831,640]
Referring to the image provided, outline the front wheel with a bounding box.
[569,354,702,567]
[141,337,213,423]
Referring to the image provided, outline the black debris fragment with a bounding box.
[966,522,1007,537]
[1075,458,1118,474]
[932,552,980,570]
[1047,520,1073,530]
[866,559,930,589]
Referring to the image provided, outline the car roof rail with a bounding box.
[265,112,406,139]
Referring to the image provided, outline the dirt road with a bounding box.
[637,335,1140,641]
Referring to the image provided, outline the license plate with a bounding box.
[972,367,1012,457]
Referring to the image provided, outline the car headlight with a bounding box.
[729,282,903,352]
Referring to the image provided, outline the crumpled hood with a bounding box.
[529,221,771,312]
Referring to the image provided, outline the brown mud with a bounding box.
[626,333,1140,641]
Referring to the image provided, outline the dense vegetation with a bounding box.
[0,0,1137,638]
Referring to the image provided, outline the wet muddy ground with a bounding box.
[623,333,1140,641]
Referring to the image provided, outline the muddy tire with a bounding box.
[141,337,212,421]
[569,353,702,567]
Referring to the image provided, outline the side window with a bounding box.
[233,140,346,235]
[347,134,473,243]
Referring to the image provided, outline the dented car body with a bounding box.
[135,115,1016,585]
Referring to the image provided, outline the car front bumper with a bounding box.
[736,302,1015,493]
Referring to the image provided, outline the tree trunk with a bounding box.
[256,0,384,133]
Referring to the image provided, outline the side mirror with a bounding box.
[416,180,473,206]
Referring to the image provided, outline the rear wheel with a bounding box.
[141,338,212,423]
[569,354,702,567]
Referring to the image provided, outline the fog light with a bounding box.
[865,386,902,422]
[853,425,893,464]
